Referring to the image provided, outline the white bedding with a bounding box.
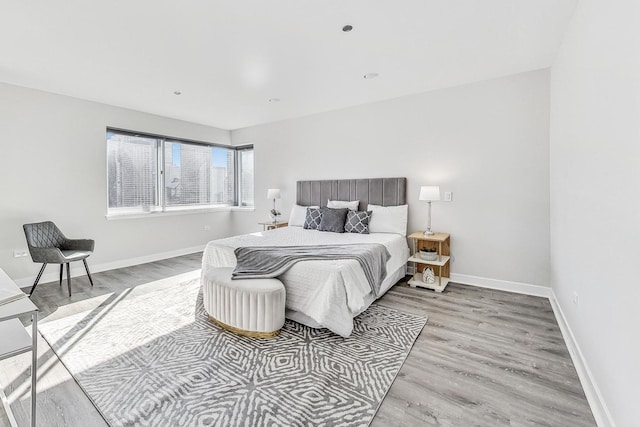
[201,227,409,337]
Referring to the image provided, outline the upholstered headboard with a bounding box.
[296,177,406,209]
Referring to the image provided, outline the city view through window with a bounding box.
[107,130,253,212]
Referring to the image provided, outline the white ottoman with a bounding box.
[202,267,286,338]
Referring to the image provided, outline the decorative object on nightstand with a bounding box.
[418,247,438,261]
[267,188,281,223]
[422,266,435,284]
[419,186,440,235]
[407,231,451,292]
[258,221,288,231]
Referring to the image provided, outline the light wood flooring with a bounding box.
[0,254,596,426]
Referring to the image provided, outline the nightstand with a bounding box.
[407,232,451,292]
[0,268,38,427]
[259,221,288,231]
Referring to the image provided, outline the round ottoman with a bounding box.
[202,267,286,338]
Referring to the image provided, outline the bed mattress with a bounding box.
[201,226,409,337]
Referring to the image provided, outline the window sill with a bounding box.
[230,206,255,212]
[106,206,233,220]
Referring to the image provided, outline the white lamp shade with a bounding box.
[419,186,441,201]
[267,188,281,199]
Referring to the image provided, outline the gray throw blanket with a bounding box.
[232,244,391,297]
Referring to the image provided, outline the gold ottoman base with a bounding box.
[209,315,281,339]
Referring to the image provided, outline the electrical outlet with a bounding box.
[13,250,28,258]
[204,225,211,231]
[572,292,579,305]
[444,192,452,202]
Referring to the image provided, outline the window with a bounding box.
[107,133,159,210]
[107,129,253,215]
[164,141,235,207]
[236,146,254,207]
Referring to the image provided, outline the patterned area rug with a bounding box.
[39,275,427,427]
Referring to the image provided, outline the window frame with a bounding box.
[234,144,255,208]
[106,127,253,218]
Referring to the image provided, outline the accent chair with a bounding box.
[23,221,95,297]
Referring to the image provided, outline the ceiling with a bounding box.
[0,0,578,130]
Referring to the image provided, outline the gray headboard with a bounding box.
[296,177,406,209]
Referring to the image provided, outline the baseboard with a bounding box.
[15,245,205,290]
[449,273,552,298]
[549,290,615,427]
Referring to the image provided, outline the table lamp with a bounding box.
[419,186,440,235]
[267,188,281,223]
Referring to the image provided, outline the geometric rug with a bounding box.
[39,275,427,427]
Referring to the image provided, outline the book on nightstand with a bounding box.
[0,278,27,306]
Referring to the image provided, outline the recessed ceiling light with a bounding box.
[268,98,280,103]
[342,25,353,32]
[173,91,182,95]
[363,73,379,79]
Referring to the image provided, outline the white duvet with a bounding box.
[201,226,409,337]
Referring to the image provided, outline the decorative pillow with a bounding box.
[344,210,373,234]
[318,207,349,233]
[327,199,359,211]
[303,207,323,230]
[289,204,319,227]
[367,204,408,235]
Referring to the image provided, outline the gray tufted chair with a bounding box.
[23,221,95,297]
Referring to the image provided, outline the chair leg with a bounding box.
[83,259,94,287]
[29,263,47,296]
[66,262,72,297]
[59,264,64,286]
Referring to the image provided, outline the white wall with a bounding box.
[232,70,551,288]
[0,82,233,285]
[550,1,640,426]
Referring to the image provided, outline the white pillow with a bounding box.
[367,204,409,235]
[288,205,319,227]
[327,199,359,211]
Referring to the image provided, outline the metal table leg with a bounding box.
[31,312,37,427]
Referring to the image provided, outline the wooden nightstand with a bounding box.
[259,221,288,231]
[407,231,451,292]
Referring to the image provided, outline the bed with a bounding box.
[201,177,409,337]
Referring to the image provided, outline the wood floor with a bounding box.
[0,254,596,426]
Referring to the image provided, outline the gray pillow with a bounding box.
[303,207,323,230]
[318,207,349,233]
[344,210,373,234]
